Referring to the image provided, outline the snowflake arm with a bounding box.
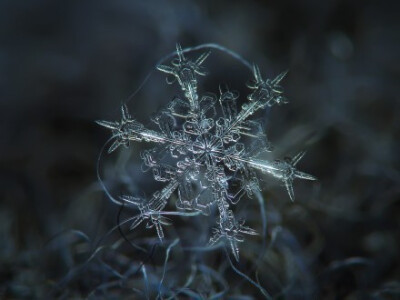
[215,65,288,145]
[209,209,258,261]
[157,43,211,113]
[96,104,197,154]
[246,151,317,201]
[121,180,178,241]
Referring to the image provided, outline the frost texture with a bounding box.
[97,44,316,261]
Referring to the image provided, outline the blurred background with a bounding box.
[0,0,399,298]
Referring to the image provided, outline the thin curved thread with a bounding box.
[198,264,229,300]
[157,238,180,299]
[225,247,272,299]
[133,242,159,276]
[181,243,223,252]
[142,264,150,300]
[165,264,198,299]
[87,280,123,298]
[164,43,253,71]
[96,135,124,206]
[235,189,268,290]
[92,214,148,254]
[43,229,90,249]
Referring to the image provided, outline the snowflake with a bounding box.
[96,44,316,261]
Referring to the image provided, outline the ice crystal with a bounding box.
[97,44,316,261]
